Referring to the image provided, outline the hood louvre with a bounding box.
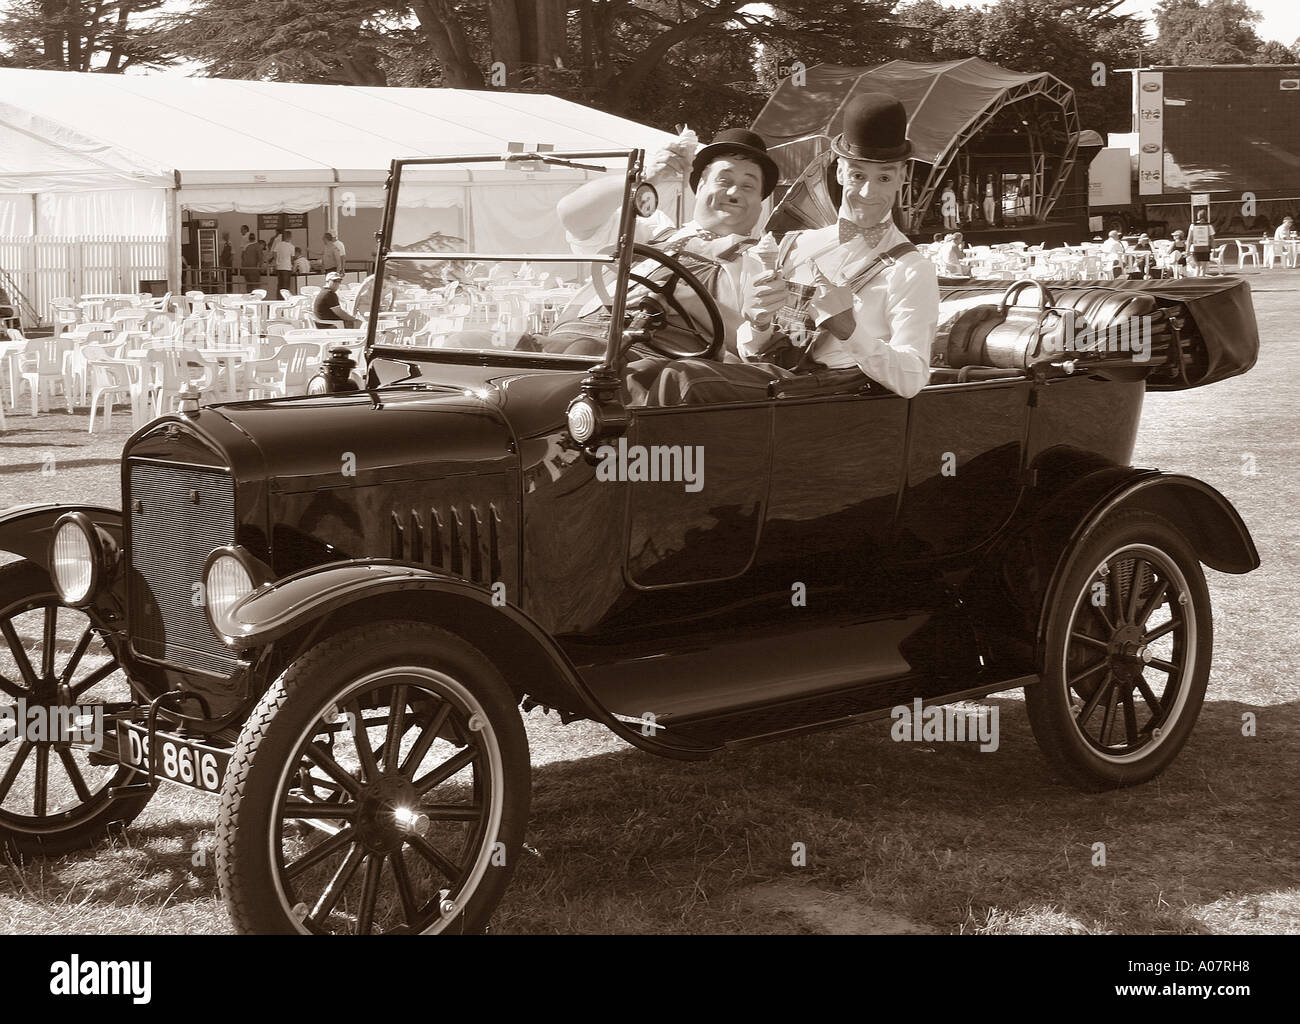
[390,501,502,586]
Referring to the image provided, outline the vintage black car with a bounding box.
[0,150,1260,934]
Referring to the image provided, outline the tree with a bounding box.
[0,0,172,72]
[1150,0,1265,64]
[1252,39,1297,64]
[161,0,902,135]
[892,0,1148,134]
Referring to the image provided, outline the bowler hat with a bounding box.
[830,93,912,162]
[690,128,779,198]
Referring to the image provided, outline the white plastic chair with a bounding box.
[245,343,318,399]
[15,337,75,415]
[84,346,146,431]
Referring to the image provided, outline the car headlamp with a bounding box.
[204,552,256,624]
[49,512,113,607]
[567,399,599,444]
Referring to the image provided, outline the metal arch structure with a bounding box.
[905,74,1079,234]
[753,60,1081,237]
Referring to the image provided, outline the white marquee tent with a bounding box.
[0,69,677,304]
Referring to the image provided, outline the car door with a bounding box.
[622,400,771,589]
[896,377,1031,559]
[755,387,909,589]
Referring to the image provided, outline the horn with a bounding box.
[764,150,839,237]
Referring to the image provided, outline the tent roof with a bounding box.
[0,69,677,193]
[753,58,1073,174]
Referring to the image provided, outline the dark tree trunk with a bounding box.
[412,0,484,88]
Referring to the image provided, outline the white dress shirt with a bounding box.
[564,217,758,346]
[737,220,937,399]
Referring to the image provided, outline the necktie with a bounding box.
[838,218,889,249]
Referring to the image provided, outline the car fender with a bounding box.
[1034,471,1259,656]
[213,559,718,760]
[0,503,123,571]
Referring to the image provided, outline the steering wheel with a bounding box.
[591,243,726,360]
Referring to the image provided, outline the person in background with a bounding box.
[1167,230,1188,279]
[220,233,233,269]
[293,247,311,275]
[240,233,262,292]
[239,224,251,246]
[1273,215,1296,268]
[936,232,968,276]
[1131,233,1154,277]
[273,230,296,294]
[314,271,360,328]
[321,232,346,273]
[941,181,958,230]
[1100,229,1128,278]
[1186,210,1215,276]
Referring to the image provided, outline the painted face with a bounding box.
[837,157,904,227]
[693,156,764,236]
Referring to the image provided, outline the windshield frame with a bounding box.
[365,149,645,373]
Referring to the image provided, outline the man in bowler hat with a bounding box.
[557,126,785,351]
[739,92,938,399]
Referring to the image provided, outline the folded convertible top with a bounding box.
[938,276,1259,391]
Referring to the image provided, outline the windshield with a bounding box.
[365,151,641,362]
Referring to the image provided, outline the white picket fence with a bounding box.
[0,235,169,326]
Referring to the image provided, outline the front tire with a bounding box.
[1026,510,1213,791]
[215,621,530,934]
[0,561,151,858]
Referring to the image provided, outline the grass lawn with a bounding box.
[1,273,1297,934]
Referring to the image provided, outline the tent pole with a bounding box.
[168,186,182,293]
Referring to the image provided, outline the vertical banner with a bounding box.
[1137,71,1164,196]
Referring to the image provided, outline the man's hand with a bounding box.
[644,127,699,186]
[811,278,857,340]
[743,270,788,329]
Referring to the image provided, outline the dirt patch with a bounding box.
[742,880,937,934]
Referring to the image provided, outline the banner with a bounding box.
[1137,71,1164,196]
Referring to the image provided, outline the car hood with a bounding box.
[205,363,588,490]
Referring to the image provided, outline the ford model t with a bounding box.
[0,150,1259,933]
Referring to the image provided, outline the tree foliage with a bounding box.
[1149,0,1267,64]
[0,0,172,72]
[158,0,902,135]
[891,0,1147,134]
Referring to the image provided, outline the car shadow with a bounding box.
[497,695,1298,934]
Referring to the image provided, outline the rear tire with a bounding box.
[1026,510,1212,791]
[215,621,530,934]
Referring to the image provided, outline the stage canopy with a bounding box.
[0,69,677,238]
[753,59,1079,233]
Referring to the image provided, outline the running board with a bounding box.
[667,675,1038,749]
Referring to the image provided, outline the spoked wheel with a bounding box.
[0,561,151,858]
[215,622,529,934]
[1027,510,1213,791]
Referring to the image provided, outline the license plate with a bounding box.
[117,722,230,794]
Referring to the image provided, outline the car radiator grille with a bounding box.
[128,461,238,675]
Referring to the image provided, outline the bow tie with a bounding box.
[838,219,890,248]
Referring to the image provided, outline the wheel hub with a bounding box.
[1106,624,1152,676]
[355,775,420,854]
